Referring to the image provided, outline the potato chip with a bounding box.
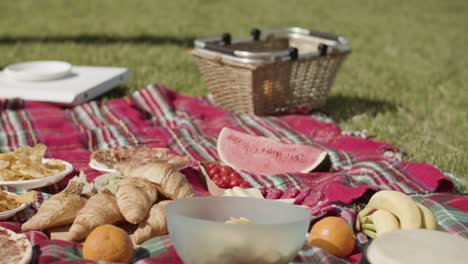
[0,153,16,163]
[46,159,65,168]
[0,169,15,181]
[0,160,10,170]
[0,144,65,181]
[30,144,47,164]
[0,191,20,212]
[15,191,36,204]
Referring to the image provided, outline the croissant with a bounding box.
[130,200,170,245]
[21,192,85,231]
[119,162,194,200]
[116,177,158,224]
[68,191,124,241]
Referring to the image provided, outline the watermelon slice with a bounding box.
[217,127,329,175]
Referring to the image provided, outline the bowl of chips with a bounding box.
[0,144,73,189]
[0,191,32,220]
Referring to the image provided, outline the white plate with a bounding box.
[89,159,189,173]
[4,61,72,81]
[89,159,117,173]
[0,192,28,220]
[0,225,33,264]
[0,159,73,189]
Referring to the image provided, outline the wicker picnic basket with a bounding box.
[192,27,350,115]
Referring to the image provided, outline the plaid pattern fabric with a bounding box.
[0,84,467,263]
[1,193,467,264]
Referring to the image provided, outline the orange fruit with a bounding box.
[82,224,134,263]
[308,216,356,258]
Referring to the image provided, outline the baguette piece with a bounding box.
[119,162,194,200]
[116,177,158,224]
[22,192,85,231]
[130,200,171,245]
[68,191,124,241]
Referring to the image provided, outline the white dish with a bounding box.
[365,229,468,264]
[88,160,117,172]
[0,159,73,189]
[88,159,117,173]
[0,225,33,264]
[89,158,189,173]
[4,61,72,81]
[0,192,28,220]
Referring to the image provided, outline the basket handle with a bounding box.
[308,29,341,42]
[289,47,298,60]
[318,44,328,56]
[203,43,235,56]
[250,28,261,41]
[203,33,235,55]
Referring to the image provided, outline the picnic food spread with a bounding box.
[20,161,191,246]
[0,85,467,264]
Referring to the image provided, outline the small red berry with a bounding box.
[239,181,251,188]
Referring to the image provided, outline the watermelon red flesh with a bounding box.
[217,127,328,176]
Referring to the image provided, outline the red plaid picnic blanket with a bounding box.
[1,84,467,263]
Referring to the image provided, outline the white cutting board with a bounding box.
[0,66,130,105]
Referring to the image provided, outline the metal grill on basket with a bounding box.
[192,27,350,115]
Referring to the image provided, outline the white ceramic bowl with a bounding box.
[0,159,73,189]
[4,61,72,81]
[166,196,311,264]
[0,192,28,220]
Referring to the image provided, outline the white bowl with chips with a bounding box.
[0,192,28,220]
[0,159,73,189]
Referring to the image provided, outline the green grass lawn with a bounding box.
[1,0,467,187]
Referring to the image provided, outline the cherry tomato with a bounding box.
[239,181,251,188]
[208,167,220,177]
[211,173,222,182]
[206,163,216,170]
[230,172,242,180]
[217,181,230,189]
[220,165,233,176]
[213,178,224,187]
[221,175,231,184]
[229,179,241,188]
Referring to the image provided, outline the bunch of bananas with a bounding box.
[356,190,437,238]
